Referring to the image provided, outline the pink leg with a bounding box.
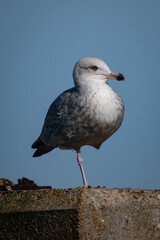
[76,150,89,188]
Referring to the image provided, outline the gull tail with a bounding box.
[31,138,56,157]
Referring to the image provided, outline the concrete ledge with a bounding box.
[0,188,160,239]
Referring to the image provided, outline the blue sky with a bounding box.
[1,0,160,189]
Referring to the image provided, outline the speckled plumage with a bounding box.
[32,57,125,187]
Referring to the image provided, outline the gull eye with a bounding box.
[90,65,98,71]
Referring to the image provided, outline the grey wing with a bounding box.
[31,88,76,156]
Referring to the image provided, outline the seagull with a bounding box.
[32,57,125,188]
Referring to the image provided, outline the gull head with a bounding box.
[73,57,125,87]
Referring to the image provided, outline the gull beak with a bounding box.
[107,72,125,81]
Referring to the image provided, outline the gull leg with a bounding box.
[76,150,89,188]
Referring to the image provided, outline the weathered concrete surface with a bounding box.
[0,188,160,240]
[78,189,160,240]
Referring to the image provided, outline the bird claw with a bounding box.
[83,185,106,189]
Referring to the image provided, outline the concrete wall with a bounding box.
[0,188,160,239]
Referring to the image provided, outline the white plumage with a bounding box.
[32,57,125,188]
